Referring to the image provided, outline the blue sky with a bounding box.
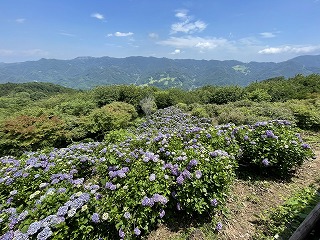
[1,0,320,63]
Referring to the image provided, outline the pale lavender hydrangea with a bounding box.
[159,209,165,218]
[149,173,156,181]
[210,199,218,207]
[195,170,202,179]
[124,212,131,219]
[27,221,42,235]
[119,228,125,238]
[134,227,141,236]
[91,213,100,223]
[262,158,270,166]
[36,226,52,240]
[216,222,223,231]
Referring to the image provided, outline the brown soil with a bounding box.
[219,149,320,240]
[147,150,320,240]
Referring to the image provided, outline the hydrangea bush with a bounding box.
[233,120,314,176]
[0,107,313,239]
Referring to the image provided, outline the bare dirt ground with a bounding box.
[220,149,320,240]
[147,147,320,240]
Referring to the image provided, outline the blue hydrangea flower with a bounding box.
[91,213,100,223]
[149,173,156,181]
[123,212,131,219]
[176,175,184,185]
[195,170,202,179]
[57,206,68,216]
[159,209,165,218]
[27,221,42,235]
[134,227,141,236]
[216,222,223,231]
[36,226,52,240]
[119,228,125,238]
[262,158,270,166]
[210,199,218,207]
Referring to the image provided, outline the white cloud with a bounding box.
[258,45,320,54]
[148,33,159,39]
[171,9,207,34]
[0,49,14,56]
[170,49,181,55]
[158,36,229,50]
[238,37,261,46]
[175,9,189,20]
[15,18,26,23]
[59,32,75,37]
[108,32,134,37]
[0,49,48,57]
[260,32,276,38]
[91,13,104,20]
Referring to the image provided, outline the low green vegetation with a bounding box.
[254,184,320,239]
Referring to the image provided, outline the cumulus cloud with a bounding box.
[258,45,320,54]
[91,13,104,20]
[260,32,276,38]
[15,18,26,23]
[171,9,207,34]
[170,49,181,55]
[158,36,229,50]
[108,32,134,37]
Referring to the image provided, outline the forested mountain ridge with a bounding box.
[1,55,320,89]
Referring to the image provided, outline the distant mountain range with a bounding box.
[1,55,320,89]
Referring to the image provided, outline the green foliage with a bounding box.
[208,86,244,104]
[154,91,177,109]
[246,89,272,102]
[87,102,138,139]
[57,99,96,116]
[254,185,320,239]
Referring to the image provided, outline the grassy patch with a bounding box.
[253,184,320,240]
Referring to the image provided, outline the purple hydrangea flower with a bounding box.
[134,227,141,236]
[195,170,202,179]
[149,173,156,181]
[176,175,184,185]
[216,222,223,231]
[124,212,131,219]
[262,158,270,166]
[210,199,218,207]
[57,206,68,216]
[119,228,125,239]
[27,221,42,235]
[91,213,100,223]
[159,209,165,218]
[36,226,53,240]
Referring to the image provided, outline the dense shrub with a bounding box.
[234,120,314,176]
[0,115,67,156]
[86,102,138,139]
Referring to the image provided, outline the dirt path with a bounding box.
[221,150,320,240]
